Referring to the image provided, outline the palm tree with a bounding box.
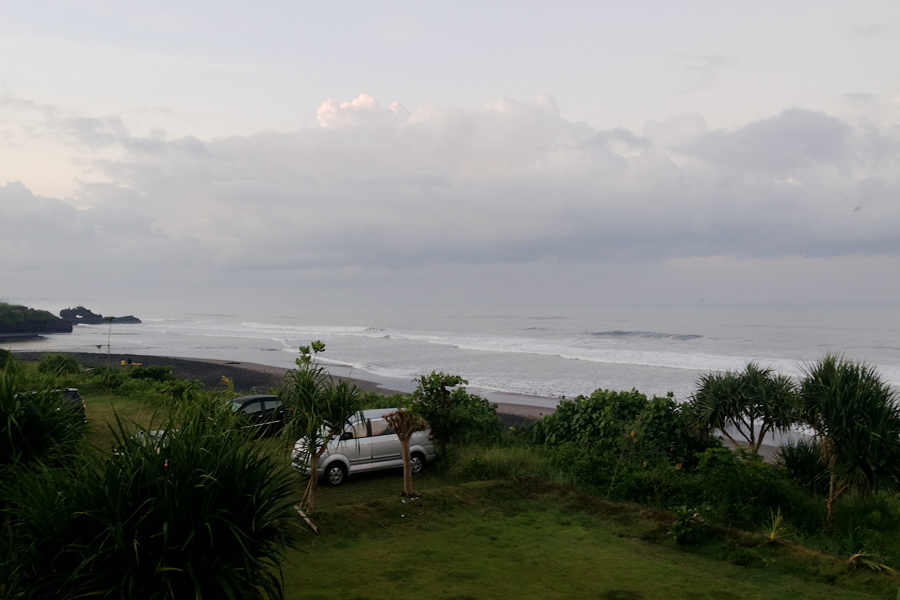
[800,354,900,522]
[688,362,798,453]
[280,343,361,515]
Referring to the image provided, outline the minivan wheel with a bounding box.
[323,462,347,486]
[410,453,425,475]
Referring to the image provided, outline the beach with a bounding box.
[13,351,553,426]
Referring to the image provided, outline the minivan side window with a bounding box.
[348,420,368,439]
[369,419,394,437]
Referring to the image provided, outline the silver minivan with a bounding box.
[292,408,436,486]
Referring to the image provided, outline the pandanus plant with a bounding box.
[280,342,361,516]
[800,354,900,523]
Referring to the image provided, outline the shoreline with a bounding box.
[12,350,556,423]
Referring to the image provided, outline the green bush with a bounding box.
[0,349,11,370]
[632,394,718,467]
[527,388,650,449]
[36,354,80,376]
[412,372,502,450]
[527,389,714,468]
[84,366,128,392]
[3,395,298,599]
[128,365,175,383]
[359,391,412,410]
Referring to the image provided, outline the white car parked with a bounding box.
[292,408,436,486]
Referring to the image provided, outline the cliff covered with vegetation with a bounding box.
[0,303,72,335]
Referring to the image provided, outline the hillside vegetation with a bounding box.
[0,303,71,335]
[2,351,900,599]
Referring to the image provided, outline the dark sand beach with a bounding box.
[13,351,551,426]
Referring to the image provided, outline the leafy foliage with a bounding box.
[3,394,297,600]
[669,504,709,545]
[128,365,175,383]
[527,388,649,449]
[411,371,502,450]
[36,353,80,376]
[527,388,712,467]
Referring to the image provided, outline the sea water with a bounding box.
[4,303,900,400]
[4,303,899,408]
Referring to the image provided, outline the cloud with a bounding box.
[2,96,900,297]
[669,52,739,93]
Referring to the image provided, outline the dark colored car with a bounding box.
[59,388,87,421]
[229,395,288,436]
[16,388,86,421]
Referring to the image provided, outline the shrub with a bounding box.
[359,391,412,410]
[411,372,502,450]
[36,354,80,376]
[84,366,128,392]
[631,393,718,467]
[3,395,298,599]
[527,389,715,468]
[778,438,828,495]
[0,349,11,370]
[670,504,710,545]
[128,365,175,383]
[527,388,650,449]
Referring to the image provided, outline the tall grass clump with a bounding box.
[3,393,299,600]
[0,362,87,472]
[445,442,571,485]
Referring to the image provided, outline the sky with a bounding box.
[2,1,900,317]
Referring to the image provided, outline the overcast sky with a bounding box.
[2,1,899,316]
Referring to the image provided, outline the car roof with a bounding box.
[231,395,278,405]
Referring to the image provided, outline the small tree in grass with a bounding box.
[383,409,428,497]
[280,342,361,515]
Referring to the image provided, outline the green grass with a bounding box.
[284,480,897,600]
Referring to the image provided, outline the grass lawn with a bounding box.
[283,479,896,600]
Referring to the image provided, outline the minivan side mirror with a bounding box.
[340,431,354,441]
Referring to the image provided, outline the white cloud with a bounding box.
[2,95,900,306]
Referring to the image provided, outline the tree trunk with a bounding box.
[400,437,413,496]
[304,449,323,516]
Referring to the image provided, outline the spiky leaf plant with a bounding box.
[3,393,298,600]
[688,362,799,453]
[0,362,87,473]
[280,343,361,515]
[800,354,900,523]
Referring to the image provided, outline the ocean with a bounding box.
[4,303,899,409]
